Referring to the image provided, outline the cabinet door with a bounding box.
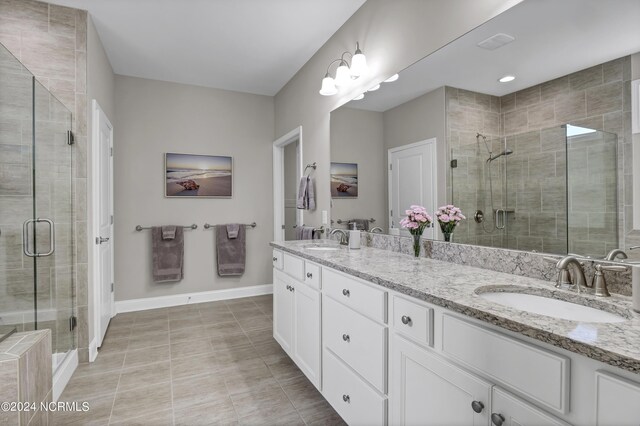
[490,387,569,426]
[273,270,293,354]
[391,334,491,426]
[595,371,640,426]
[293,283,321,389]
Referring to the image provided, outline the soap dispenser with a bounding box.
[349,222,361,250]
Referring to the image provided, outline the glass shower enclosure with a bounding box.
[451,124,618,257]
[0,43,75,372]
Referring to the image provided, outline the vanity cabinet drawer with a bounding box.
[323,267,387,323]
[323,348,386,426]
[272,249,283,270]
[304,261,321,289]
[392,295,433,347]
[441,314,570,414]
[323,296,387,393]
[283,252,304,281]
[595,371,640,425]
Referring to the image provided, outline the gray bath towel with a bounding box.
[152,226,184,282]
[295,226,304,240]
[296,177,316,210]
[216,224,246,276]
[162,225,176,240]
[302,226,314,240]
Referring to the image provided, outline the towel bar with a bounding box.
[135,224,197,231]
[203,222,257,229]
[332,218,376,225]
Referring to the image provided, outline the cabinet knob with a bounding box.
[286,285,291,290]
[272,257,278,261]
[290,286,295,292]
[491,413,505,426]
[306,272,313,278]
[401,315,411,325]
[342,394,350,403]
[342,334,350,342]
[342,288,350,297]
[471,400,484,413]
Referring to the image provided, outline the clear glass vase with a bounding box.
[412,233,422,257]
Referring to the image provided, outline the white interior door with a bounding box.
[389,139,437,239]
[93,100,114,348]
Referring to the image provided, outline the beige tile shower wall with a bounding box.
[0,0,89,359]
[499,56,631,256]
[445,86,502,246]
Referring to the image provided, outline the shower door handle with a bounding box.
[22,218,55,257]
[495,209,506,230]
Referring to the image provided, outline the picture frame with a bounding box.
[165,152,233,198]
[330,162,358,198]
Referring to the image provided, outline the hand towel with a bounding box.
[350,219,369,231]
[152,226,184,282]
[295,226,304,240]
[307,177,316,210]
[226,223,240,239]
[301,226,314,240]
[161,225,177,240]
[296,177,308,209]
[216,224,246,276]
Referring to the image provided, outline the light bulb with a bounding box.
[353,93,365,100]
[319,75,337,96]
[368,84,381,92]
[334,62,352,87]
[499,75,515,83]
[384,74,399,83]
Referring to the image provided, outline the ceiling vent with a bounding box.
[477,33,515,50]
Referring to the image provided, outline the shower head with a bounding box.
[487,149,513,162]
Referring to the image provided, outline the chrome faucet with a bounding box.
[604,249,628,261]
[555,256,590,294]
[370,227,383,233]
[593,263,628,297]
[330,229,349,245]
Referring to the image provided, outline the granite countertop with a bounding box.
[271,240,640,374]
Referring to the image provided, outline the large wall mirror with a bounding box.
[330,0,640,258]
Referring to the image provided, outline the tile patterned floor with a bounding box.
[53,295,345,425]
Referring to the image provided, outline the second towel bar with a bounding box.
[204,222,257,229]
[135,224,197,231]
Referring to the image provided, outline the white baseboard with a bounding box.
[88,337,98,362]
[53,350,78,402]
[115,284,273,314]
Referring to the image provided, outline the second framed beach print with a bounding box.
[165,153,233,197]
[330,162,358,198]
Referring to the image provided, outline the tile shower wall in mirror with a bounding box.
[329,0,639,258]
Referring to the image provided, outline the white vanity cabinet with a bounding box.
[273,254,321,388]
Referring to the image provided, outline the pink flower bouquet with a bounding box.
[435,205,465,241]
[400,205,433,257]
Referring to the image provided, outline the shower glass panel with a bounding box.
[566,125,618,257]
[0,43,36,340]
[0,43,74,370]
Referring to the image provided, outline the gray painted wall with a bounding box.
[274,0,523,230]
[113,75,274,301]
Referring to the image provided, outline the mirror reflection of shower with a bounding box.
[475,132,511,233]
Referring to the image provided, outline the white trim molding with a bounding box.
[89,337,98,362]
[115,284,273,313]
[273,126,303,242]
[53,349,78,402]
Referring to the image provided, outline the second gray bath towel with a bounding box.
[216,224,246,276]
[152,226,184,282]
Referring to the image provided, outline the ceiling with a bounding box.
[47,0,366,96]
[350,0,640,112]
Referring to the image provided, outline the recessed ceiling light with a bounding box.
[384,74,399,83]
[499,75,515,83]
[368,84,381,91]
[353,93,365,100]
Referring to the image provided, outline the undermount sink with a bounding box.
[476,286,628,324]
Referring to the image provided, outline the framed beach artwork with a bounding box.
[330,162,358,198]
[165,153,233,198]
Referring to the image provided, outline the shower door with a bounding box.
[0,43,74,371]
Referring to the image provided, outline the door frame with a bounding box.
[388,138,438,238]
[91,99,114,358]
[273,126,303,241]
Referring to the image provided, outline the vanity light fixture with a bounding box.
[353,93,365,100]
[368,84,381,92]
[499,75,516,83]
[384,74,399,82]
[319,42,368,96]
